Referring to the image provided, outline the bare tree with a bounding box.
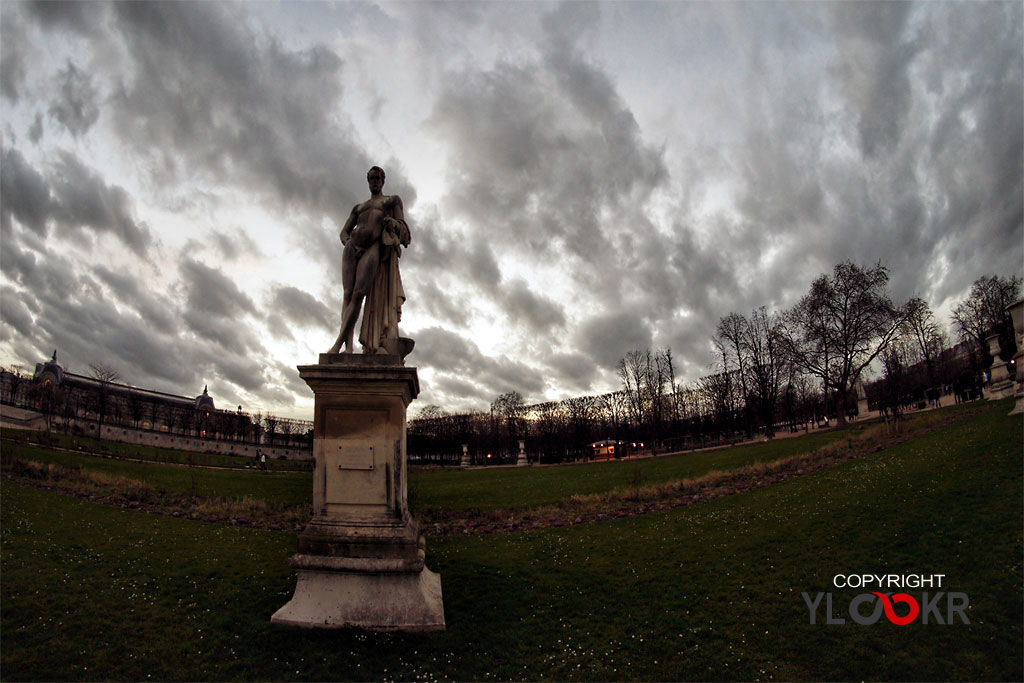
[534,400,567,459]
[698,367,736,435]
[951,274,1021,370]
[617,349,650,428]
[716,313,753,437]
[32,379,63,434]
[661,347,682,430]
[88,363,121,436]
[264,414,278,446]
[880,337,914,433]
[491,391,526,459]
[903,297,946,388]
[126,390,145,429]
[744,306,786,438]
[414,404,447,421]
[563,394,596,450]
[782,261,907,426]
[597,391,629,439]
[2,366,27,406]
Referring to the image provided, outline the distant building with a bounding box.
[1,351,312,457]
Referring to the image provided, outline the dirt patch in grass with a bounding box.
[2,406,987,536]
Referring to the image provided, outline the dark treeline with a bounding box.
[410,264,1020,465]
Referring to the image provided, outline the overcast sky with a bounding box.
[1,1,1021,418]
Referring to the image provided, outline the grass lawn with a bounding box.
[0,440,311,507]
[407,427,854,513]
[1,400,1019,680]
[5,414,862,514]
[1,428,312,471]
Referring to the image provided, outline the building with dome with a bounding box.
[1,351,312,459]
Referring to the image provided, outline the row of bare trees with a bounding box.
[712,264,1019,437]
[872,272,1021,421]
[410,390,641,466]
[409,263,1019,464]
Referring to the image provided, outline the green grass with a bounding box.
[0,402,988,515]
[5,416,853,513]
[2,401,1020,680]
[0,441,311,507]
[1,428,313,471]
[408,414,908,513]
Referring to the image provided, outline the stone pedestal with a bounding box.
[272,354,445,631]
[516,439,527,466]
[460,443,470,468]
[1008,299,1024,415]
[985,334,1015,400]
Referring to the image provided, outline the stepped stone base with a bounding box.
[271,556,444,631]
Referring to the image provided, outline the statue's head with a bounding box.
[367,166,385,193]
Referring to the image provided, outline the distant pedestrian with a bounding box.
[258,450,267,472]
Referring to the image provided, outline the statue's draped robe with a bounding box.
[359,205,410,354]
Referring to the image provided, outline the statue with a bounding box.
[328,166,411,355]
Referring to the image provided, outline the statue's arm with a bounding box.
[339,205,358,244]
[389,195,411,247]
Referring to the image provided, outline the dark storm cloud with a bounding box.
[831,2,917,159]
[93,265,177,335]
[411,279,471,328]
[423,5,676,384]
[210,228,264,263]
[49,152,153,256]
[269,284,332,331]
[412,326,545,401]
[0,237,38,287]
[48,61,99,137]
[709,1,1022,329]
[912,1,1024,302]
[0,285,36,341]
[2,235,192,388]
[1,145,153,256]
[576,310,653,370]
[2,1,105,102]
[0,147,51,233]
[25,0,101,33]
[406,216,566,335]
[467,240,503,289]
[28,113,44,144]
[104,1,396,259]
[430,375,485,407]
[426,25,666,274]
[0,10,28,102]
[178,258,255,319]
[502,279,565,331]
[0,222,275,402]
[544,352,598,393]
[204,350,267,395]
[178,258,261,353]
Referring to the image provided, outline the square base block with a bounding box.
[271,560,445,631]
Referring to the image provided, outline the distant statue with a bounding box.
[328,166,412,355]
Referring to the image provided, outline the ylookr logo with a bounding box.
[803,574,970,625]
